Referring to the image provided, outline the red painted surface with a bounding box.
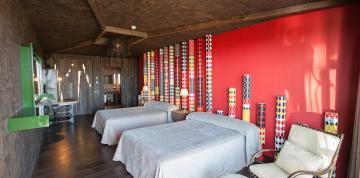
[212,4,360,178]
[137,4,360,177]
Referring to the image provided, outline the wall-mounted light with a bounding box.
[57,77,63,82]
[131,25,136,30]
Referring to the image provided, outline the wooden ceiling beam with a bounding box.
[104,26,148,38]
[88,0,105,30]
[146,0,347,39]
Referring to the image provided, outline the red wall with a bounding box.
[213,4,360,178]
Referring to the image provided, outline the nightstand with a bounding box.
[171,110,190,122]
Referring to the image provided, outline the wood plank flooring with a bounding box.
[32,115,249,178]
[32,115,132,178]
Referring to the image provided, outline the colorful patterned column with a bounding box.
[159,48,164,102]
[188,40,195,112]
[169,45,175,104]
[275,96,286,151]
[164,47,169,103]
[147,52,151,99]
[205,34,213,113]
[324,112,338,134]
[228,88,236,117]
[324,112,338,178]
[143,53,147,89]
[174,44,181,109]
[196,38,205,112]
[150,51,155,100]
[154,50,160,101]
[257,103,266,145]
[216,110,224,115]
[242,74,251,122]
[181,41,188,110]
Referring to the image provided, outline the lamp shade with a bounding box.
[142,86,149,92]
[180,89,189,97]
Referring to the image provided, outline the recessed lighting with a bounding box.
[131,25,136,30]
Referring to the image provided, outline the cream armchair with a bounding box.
[249,123,343,178]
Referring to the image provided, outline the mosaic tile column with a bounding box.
[159,48,164,102]
[143,53,147,92]
[169,45,175,104]
[216,110,224,115]
[143,53,149,97]
[174,44,181,109]
[154,50,160,101]
[242,74,251,122]
[196,38,205,112]
[147,52,151,99]
[324,112,339,178]
[324,112,338,134]
[188,40,196,112]
[150,51,155,100]
[228,88,236,117]
[164,47,169,103]
[181,41,188,110]
[257,103,266,145]
[275,96,286,151]
[205,34,213,113]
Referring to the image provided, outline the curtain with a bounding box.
[348,74,360,178]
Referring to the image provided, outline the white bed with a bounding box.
[113,112,261,178]
[92,101,178,145]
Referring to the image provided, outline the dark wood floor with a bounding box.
[33,115,249,178]
[32,115,132,178]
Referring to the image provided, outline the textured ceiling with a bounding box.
[20,0,101,52]
[98,0,315,32]
[20,0,346,57]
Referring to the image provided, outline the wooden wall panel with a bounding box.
[48,54,138,115]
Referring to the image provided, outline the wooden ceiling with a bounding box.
[20,0,351,57]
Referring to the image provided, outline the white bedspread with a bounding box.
[92,106,168,145]
[113,112,261,178]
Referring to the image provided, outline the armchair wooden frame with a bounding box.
[248,123,344,178]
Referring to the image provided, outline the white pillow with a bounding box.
[275,141,323,178]
[144,101,178,112]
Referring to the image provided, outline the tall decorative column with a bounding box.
[228,88,236,117]
[164,47,169,103]
[275,96,286,151]
[150,51,155,100]
[257,103,266,145]
[154,50,160,101]
[324,112,338,134]
[147,52,151,99]
[205,34,213,113]
[188,40,195,112]
[324,112,338,178]
[181,41,188,110]
[159,48,164,102]
[143,53,148,97]
[242,74,251,122]
[169,45,175,104]
[196,38,205,112]
[174,44,181,108]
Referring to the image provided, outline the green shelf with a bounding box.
[8,115,49,132]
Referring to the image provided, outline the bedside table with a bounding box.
[171,110,190,122]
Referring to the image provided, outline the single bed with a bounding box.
[113,112,261,178]
[92,101,178,145]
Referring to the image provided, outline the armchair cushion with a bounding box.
[287,124,340,170]
[249,163,288,178]
[275,141,323,178]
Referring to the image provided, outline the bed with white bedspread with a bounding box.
[92,101,178,145]
[113,112,261,178]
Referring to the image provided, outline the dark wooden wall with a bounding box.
[0,0,45,177]
[47,54,138,115]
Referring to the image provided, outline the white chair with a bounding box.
[248,123,343,178]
